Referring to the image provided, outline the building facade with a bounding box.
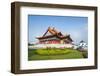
[36,27,73,44]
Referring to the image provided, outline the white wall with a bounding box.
[0,0,100,76]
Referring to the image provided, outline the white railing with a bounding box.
[29,44,73,49]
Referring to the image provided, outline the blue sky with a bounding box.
[28,15,88,44]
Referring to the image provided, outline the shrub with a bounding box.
[82,51,88,58]
[36,48,71,55]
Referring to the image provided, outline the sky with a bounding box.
[28,15,88,44]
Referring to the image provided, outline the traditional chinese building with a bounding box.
[36,27,73,44]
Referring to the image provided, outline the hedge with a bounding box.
[36,48,71,55]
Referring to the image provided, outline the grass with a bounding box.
[28,48,87,61]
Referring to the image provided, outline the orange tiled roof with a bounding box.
[36,27,73,41]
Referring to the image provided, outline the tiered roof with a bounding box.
[36,27,73,41]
